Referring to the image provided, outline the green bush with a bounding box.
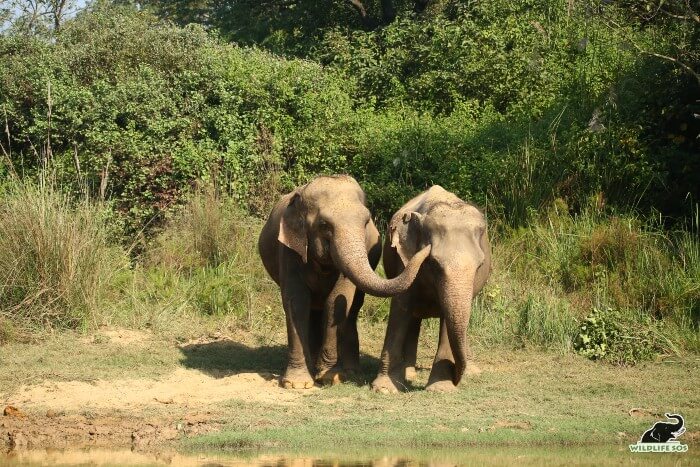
[0,6,359,236]
[132,190,279,326]
[573,307,670,365]
[470,203,698,353]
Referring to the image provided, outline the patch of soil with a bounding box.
[2,410,219,452]
[2,361,311,452]
[81,328,152,346]
[482,420,533,431]
[11,368,302,412]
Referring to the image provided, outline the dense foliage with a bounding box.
[0,1,698,352]
[2,1,698,231]
[1,7,359,233]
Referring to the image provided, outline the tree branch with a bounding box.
[604,17,700,87]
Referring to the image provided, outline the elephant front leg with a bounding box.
[426,318,458,392]
[403,317,421,381]
[339,289,364,375]
[371,295,412,393]
[279,249,315,389]
[315,276,356,385]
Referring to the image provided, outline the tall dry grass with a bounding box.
[0,181,127,337]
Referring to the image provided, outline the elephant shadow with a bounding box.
[178,338,382,387]
[179,339,287,381]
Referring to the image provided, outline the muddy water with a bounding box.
[2,446,697,466]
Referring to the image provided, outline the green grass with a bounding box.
[0,332,180,395]
[1,180,698,368]
[181,323,700,451]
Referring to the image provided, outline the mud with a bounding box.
[2,406,219,452]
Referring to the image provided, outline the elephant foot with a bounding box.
[404,366,418,381]
[425,379,457,393]
[371,374,402,394]
[316,366,345,386]
[281,368,315,389]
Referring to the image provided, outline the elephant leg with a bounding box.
[426,317,458,392]
[279,248,315,389]
[371,295,412,393]
[307,308,324,367]
[403,317,421,381]
[316,275,356,385]
[339,289,363,375]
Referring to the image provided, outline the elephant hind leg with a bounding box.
[426,318,458,392]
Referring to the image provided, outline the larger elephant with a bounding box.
[372,185,491,393]
[258,175,431,389]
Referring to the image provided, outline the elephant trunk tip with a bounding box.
[452,363,465,386]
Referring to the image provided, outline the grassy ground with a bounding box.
[183,322,700,451]
[2,320,698,457]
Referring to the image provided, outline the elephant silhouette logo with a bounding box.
[640,413,686,443]
[630,413,689,453]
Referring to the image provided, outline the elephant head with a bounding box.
[390,201,490,385]
[278,176,430,297]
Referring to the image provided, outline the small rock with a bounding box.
[45,409,59,418]
[3,406,26,418]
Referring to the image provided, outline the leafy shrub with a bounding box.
[0,6,359,236]
[145,189,259,272]
[574,307,668,365]
[138,190,279,325]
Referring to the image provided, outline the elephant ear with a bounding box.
[278,192,307,263]
[390,211,424,266]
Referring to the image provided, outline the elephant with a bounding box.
[258,175,431,389]
[371,185,491,393]
[640,414,685,443]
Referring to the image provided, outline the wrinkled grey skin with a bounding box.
[372,186,491,393]
[258,175,431,389]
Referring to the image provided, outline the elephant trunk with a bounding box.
[666,413,684,432]
[332,228,430,297]
[440,268,474,386]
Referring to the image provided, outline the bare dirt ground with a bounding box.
[1,331,311,453]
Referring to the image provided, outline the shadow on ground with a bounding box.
[179,340,286,380]
[179,338,382,388]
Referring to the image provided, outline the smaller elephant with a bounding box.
[640,414,685,443]
[372,186,491,393]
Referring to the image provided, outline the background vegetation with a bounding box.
[0,0,698,363]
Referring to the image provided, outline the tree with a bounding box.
[2,0,81,34]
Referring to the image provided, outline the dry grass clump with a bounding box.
[0,182,127,333]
